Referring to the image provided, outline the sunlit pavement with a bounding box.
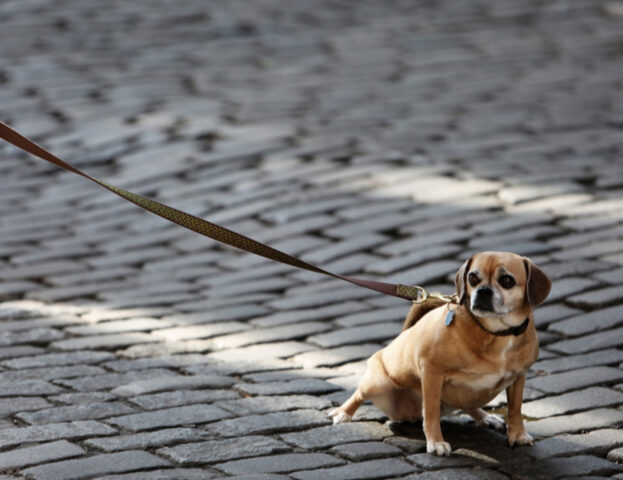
[1,1,623,479]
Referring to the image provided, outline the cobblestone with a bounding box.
[1,0,622,478]
[527,408,623,438]
[330,441,402,460]
[84,428,205,452]
[22,450,170,480]
[16,401,136,425]
[158,435,291,465]
[207,409,331,437]
[0,421,116,449]
[531,429,623,459]
[107,404,232,432]
[281,422,391,449]
[527,367,623,394]
[292,458,416,480]
[216,453,344,476]
[0,440,84,469]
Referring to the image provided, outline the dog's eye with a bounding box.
[499,275,515,289]
[468,273,479,287]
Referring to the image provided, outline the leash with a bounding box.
[0,121,453,303]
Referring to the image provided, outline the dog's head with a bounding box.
[455,251,551,332]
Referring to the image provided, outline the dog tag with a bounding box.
[445,310,455,327]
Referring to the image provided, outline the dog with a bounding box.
[328,251,551,456]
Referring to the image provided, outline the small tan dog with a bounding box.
[328,251,551,456]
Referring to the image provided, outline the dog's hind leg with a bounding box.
[328,351,396,424]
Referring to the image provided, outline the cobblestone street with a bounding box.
[1,0,623,478]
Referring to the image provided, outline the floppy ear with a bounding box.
[455,256,473,305]
[523,258,551,307]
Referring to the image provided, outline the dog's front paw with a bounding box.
[481,413,507,432]
[327,408,352,425]
[507,429,533,447]
[426,440,452,456]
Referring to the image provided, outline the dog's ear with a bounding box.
[455,256,474,305]
[523,258,551,307]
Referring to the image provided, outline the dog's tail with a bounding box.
[402,298,447,331]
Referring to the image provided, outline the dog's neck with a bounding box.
[461,302,530,337]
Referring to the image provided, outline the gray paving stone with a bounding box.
[408,451,493,469]
[84,428,205,452]
[224,475,290,480]
[0,396,51,416]
[527,408,623,437]
[216,395,331,416]
[150,321,250,341]
[56,369,180,392]
[548,326,623,354]
[384,436,427,453]
[335,306,410,328]
[292,458,416,480]
[532,349,623,373]
[268,286,375,310]
[544,277,601,304]
[102,354,210,372]
[94,468,218,480]
[107,404,231,432]
[280,422,391,449]
[128,389,239,410]
[531,429,623,459]
[50,332,159,351]
[0,260,87,280]
[291,344,381,368]
[111,374,235,397]
[0,327,64,346]
[405,469,509,480]
[0,345,45,360]
[206,409,330,437]
[211,322,333,350]
[159,435,291,464]
[22,450,170,480]
[527,367,623,394]
[500,454,623,479]
[608,447,623,463]
[308,322,403,348]
[0,379,65,396]
[330,441,402,460]
[0,421,117,449]
[0,315,83,332]
[0,364,106,382]
[49,392,117,405]
[533,303,584,329]
[65,317,173,336]
[0,350,115,369]
[235,378,342,396]
[0,440,84,469]
[16,401,136,425]
[251,301,368,328]
[549,304,623,336]
[364,245,462,275]
[523,387,623,418]
[216,453,344,476]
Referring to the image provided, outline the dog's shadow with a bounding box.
[384,416,543,478]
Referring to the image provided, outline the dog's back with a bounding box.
[402,298,447,331]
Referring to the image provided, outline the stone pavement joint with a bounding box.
[0,0,622,478]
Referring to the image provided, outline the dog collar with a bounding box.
[470,314,530,337]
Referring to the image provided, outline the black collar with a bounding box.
[467,308,530,337]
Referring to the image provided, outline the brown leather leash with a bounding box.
[0,121,448,303]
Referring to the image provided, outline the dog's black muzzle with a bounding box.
[473,286,494,312]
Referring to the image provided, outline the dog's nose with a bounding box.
[477,287,493,299]
[473,287,494,311]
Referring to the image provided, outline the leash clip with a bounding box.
[411,287,457,305]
